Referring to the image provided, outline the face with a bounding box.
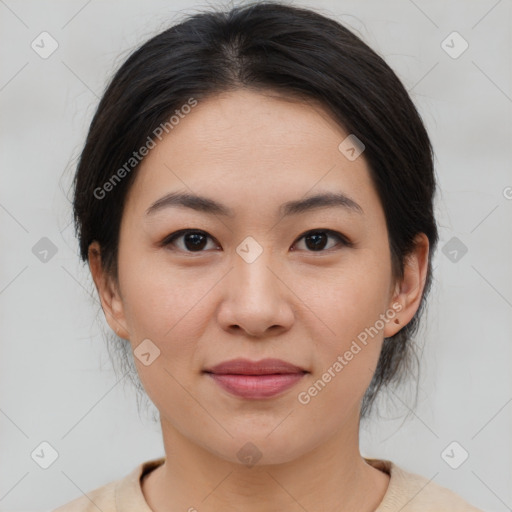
[91,89,426,465]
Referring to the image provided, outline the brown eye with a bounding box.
[163,230,218,252]
[292,230,350,252]
[162,228,350,254]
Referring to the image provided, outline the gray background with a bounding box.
[0,0,511,510]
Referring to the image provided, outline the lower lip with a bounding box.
[206,373,306,399]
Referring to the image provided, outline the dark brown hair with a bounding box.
[73,1,439,418]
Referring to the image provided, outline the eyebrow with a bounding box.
[145,190,364,218]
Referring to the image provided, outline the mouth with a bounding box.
[203,358,308,399]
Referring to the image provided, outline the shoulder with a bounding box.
[366,459,483,512]
[51,479,117,512]
[51,457,165,512]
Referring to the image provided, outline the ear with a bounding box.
[88,241,130,340]
[383,233,430,338]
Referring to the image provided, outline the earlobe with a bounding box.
[384,233,430,338]
[87,242,130,339]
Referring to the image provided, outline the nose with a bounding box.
[217,250,295,338]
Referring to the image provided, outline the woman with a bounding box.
[54,2,482,511]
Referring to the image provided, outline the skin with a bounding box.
[89,88,429,512]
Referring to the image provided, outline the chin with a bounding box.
[197,427,314,468]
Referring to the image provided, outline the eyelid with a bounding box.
[294,228,352,247]
[290,229,353,254]
[161,229,220,250]
[162,228,352,253]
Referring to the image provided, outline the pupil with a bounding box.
[306,232,326,251]
[182,232,328,252]
[185,233,207,251]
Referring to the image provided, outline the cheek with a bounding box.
[117,242,211,338]
[294,249,392,405]
[303,252,391,346]
[295,274,387,417]
[117,250,215,411]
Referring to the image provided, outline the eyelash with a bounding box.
[161,229,352,254]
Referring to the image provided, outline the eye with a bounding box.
[162,229,219,253]
[292,229,351,252]
[161,228,351,254]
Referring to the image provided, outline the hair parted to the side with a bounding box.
[72,1,439,419]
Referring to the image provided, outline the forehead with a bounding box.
[124,89,382,223]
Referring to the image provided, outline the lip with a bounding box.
[205,358,306,375]
[203,358,308,399]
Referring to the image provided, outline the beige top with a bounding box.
[52,457,483,511]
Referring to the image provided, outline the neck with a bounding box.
[142,415,389,512]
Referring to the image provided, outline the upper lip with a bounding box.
[204,358,307,375]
